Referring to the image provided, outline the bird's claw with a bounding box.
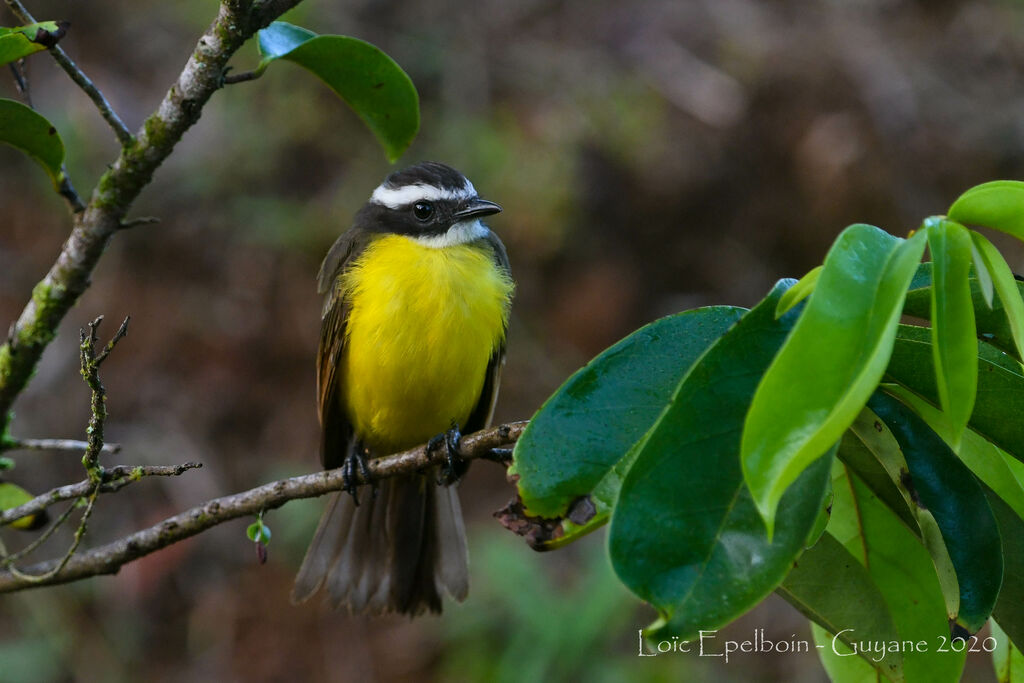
[341,447,373,505]
[430,423,465,486]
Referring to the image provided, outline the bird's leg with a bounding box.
[429,421,466,485]
[341,441,374,505]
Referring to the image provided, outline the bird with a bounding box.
[292,161,514,615]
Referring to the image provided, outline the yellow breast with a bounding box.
[339,234,513,452]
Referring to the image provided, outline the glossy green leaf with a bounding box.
[828,465,967,683]
[972,231,1024,361]
[847,406,959,624]
[511,307,745,524]
[948,181,1024,240]
[0,22,64,66]
[256,21,418,162]
[0,481,47,531]
[610,281,833,640]
[0,98,65,189]
[742,225,926,534]
[970,237,995,308]
[988,492,1024,651]
[882,382,1024,522]
[868,392,1002,634]
[776,265,822,317]
[926,219,978,448]
[993,620,1024,683]
[887,325,1024,466]
[836,430,917,532]
[778,532,902,680]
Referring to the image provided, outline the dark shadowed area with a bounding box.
[0,0,1020,680]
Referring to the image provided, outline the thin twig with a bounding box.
[56,169,86,213]
[119,216,160,229]
[3,0,133,146]
[78,316,128,477]
[8,60,31,107]
[0,422,526,592]
[3,484,99,583]
[221,68,263,85]
[0,462,203,527]
[2,499,76,565]
[0,438,120,455]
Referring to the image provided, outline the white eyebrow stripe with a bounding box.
[408,219,488,249]
[370,183,475,209]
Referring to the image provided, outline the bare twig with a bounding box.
[3,0,133,146]
[0,0,303,421]
[8,60,31,106]
[0,462,203,528]
[1,500,77,565]
[0,438,120,455]
[78,316,128,478]
[221,68,263,84]
[2,484,99,583]
[56,171,86,213]
[0,422,526,593]
[119,216,160,230]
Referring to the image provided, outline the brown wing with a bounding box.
[316,229,373,470]
[464,229,513,434]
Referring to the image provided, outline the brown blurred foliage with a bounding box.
[1,0,1021,681]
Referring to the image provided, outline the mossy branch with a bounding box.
[0,0,302,422]
[0,421,526,593]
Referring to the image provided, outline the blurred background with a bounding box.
[0,0,1021,680]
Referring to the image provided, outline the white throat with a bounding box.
[410,219,488,248]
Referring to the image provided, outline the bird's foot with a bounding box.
[341,446,373,505]
[429,422,466,486]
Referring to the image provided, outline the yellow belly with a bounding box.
[340,234,513,453]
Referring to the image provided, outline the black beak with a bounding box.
[453,198,502,220]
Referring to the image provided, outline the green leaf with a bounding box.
[993,620,1024,683]
[926,219,978,448]
[0,98,65,190]
[886,325,1024,467]
[868,392,1002,634]
[0,481,47,531]
[777,532,903,680]
[882,381,1024,522]
[903,266,1024,362]
[948,181,1024,240]
[510,306,745,533]
[775,265,822,317]
[742,225,926,534]
[988,492,1024,651]
[836,430,918,532]
[971,231,1024,361]
[970,237,995,308]
[828,465,967,683]
[846,406,960,625]
[609,281,833,640]
[246,519,271,544]
[0,22,65,67]
[256,21,418,162]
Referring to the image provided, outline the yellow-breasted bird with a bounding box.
[292,162,514,615]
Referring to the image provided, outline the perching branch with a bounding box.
[0,421,527,593]
[0,0,303,422]
[3,0,133,146]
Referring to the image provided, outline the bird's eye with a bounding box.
[413,201,434,221]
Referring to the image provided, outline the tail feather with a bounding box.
[291,474,468,615]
